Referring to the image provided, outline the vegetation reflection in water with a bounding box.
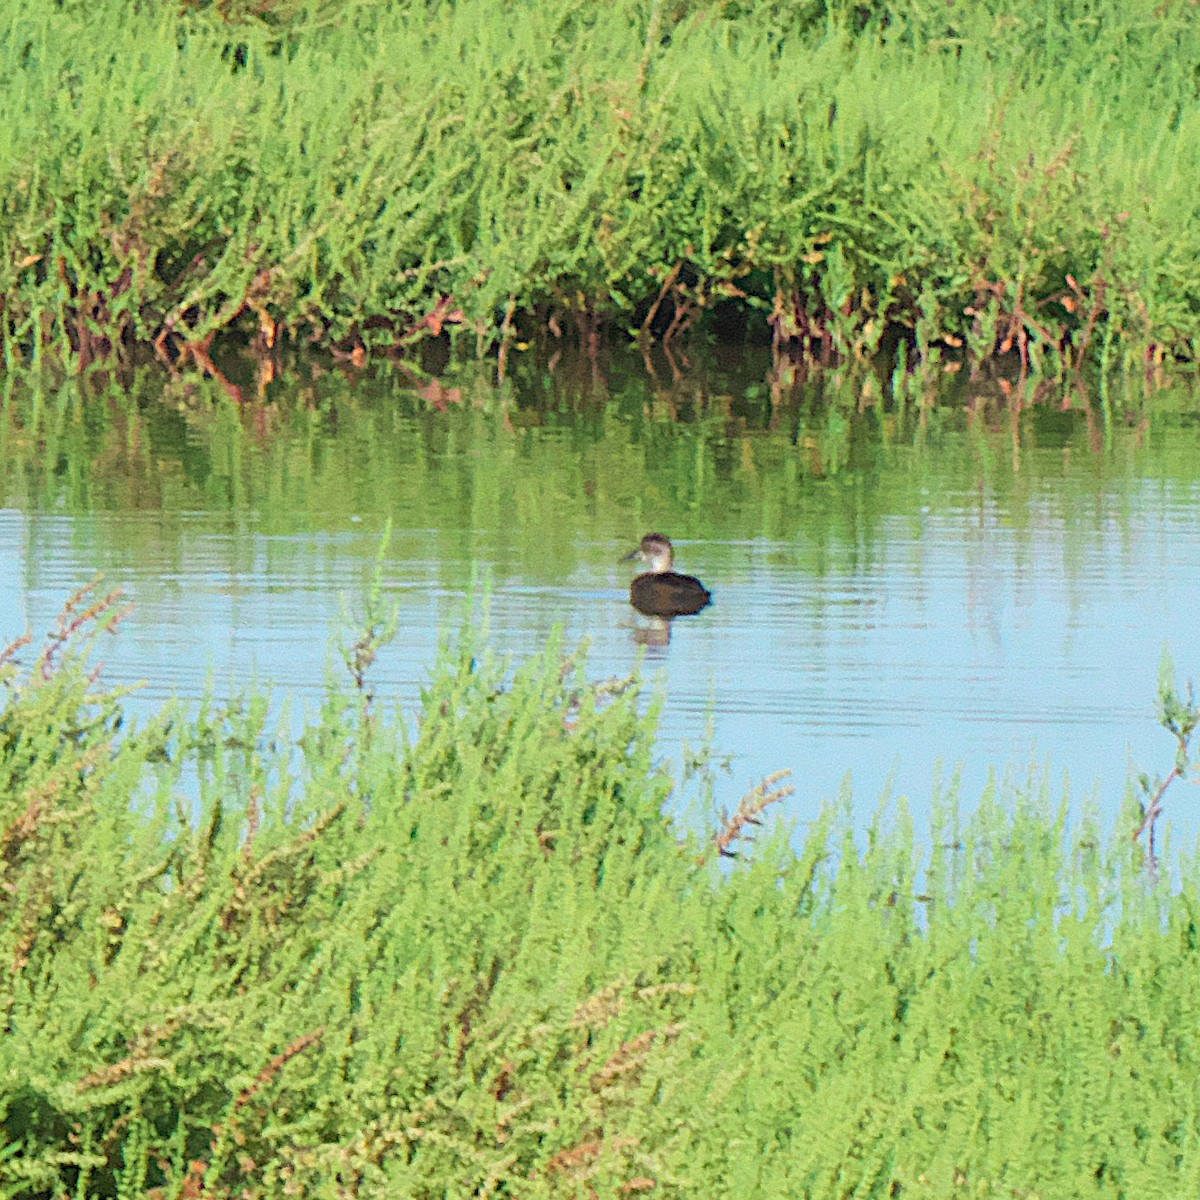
[2,352,1200,837]
[7,353,1200,549]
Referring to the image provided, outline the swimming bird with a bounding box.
[622,533,712,617]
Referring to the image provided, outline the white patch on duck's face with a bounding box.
[640,539,674,573]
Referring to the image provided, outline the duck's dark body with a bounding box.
[630,571,712,617]
[622,533,712,618]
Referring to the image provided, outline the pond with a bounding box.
[2,352,1199,843]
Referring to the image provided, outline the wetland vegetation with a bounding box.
[5,0,1200,375]
[3,354,1200,1195]
[6,0,1200,1191]
[2,578,1200,1198]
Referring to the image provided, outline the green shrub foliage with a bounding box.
[2,587,1200,1197]
[3,0,1200,370]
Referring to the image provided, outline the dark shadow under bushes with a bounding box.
[2,582,1200,1197]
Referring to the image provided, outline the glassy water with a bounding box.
[2,356,1199,841]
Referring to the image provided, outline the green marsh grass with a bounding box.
[4,0,1200,374]
[3,581,1200,1196]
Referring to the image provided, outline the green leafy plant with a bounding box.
[4,0,1200,374]
[4,585,1200,1197]
[1133,651,1200,872]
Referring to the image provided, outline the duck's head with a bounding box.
[622,532,674,574]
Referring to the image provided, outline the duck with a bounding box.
[622,533,712,617]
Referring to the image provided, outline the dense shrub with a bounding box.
[2,584,1200,1196]
[3,0,1199,371]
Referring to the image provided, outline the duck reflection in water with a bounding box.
[621,533,712,622]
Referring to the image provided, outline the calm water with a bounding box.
[3,356,1200,840]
